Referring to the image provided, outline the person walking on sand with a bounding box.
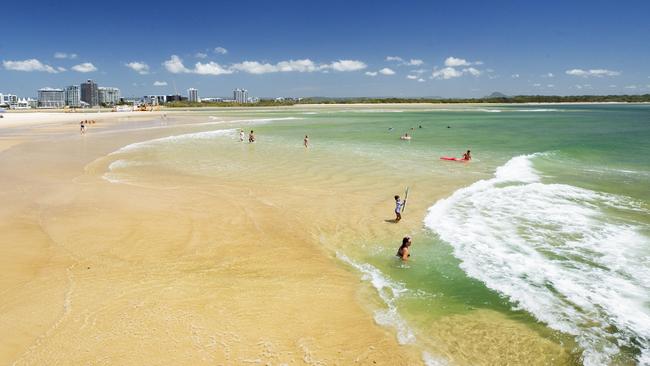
[394,195,406,221]
[304,135,309,148]
[248,130,256,143]
[80,120,86,135]
[396,236,412,262]
[239,129,245,142]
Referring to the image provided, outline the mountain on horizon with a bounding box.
[486,92,508,98]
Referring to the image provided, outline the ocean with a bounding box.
[103,104,650,365]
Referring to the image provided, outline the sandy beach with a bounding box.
[0,110,426,365]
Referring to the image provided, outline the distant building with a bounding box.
[37,88,65,108]
[0,93,18,107]
[98,87,120,106]
[187,88,199,102]
[80,79,99,106]
[144,95,167,105]
[65,85,81,107]
[233,88,248,104]
[13,98,33,109]
[166,94,186,102]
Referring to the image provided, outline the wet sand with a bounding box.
[0,113,422,365]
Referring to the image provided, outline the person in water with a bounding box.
[462,150,472,161]
[396,236,412,262]
[239,129,245,142]
[304,135,309,148]
[394,195,405,221]
[248,130,256,143]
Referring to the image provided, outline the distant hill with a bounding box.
[486,92,508,98]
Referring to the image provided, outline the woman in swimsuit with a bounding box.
[462,150,471,161]
[396,236,412,262]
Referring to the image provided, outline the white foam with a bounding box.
[424,154,650,365]
[422,351,449,366]
[336,253,416,345]
[515,108,560,112]
[110,128,237,155]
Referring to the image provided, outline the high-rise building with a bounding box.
[65,85,81,107]
[188,88,199,102]
[98,87,120,106]
[37,88,65,108]
[233,88,248,104]
[80,79,98,106]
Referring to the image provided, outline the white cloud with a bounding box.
[387,57,424,66]
[542,72,554,78]
[164,55,190,73]
[277,59,320,72]
[463,67,481,76]
[230,61,278,74]
[379,67,395,75]
[195,52,208,59]
[164,55,366,75]
[126,61,150,74]
[533,83,542,87]
[71,62,97,73]
[609,84,617,88]
[624,85,637,89]
[444,56,471,67]
[194,61,233,75]
[547,84,555,88]
[3,59,60,73]
[57,67,66,72]
[365,71,377,76]
[214,47,228,54]
[407,75,418,80]
[565,68,620,77]
[417,78,425,82]
[54,52,77,59]
[411,69,427,74]
[327,59,367,72]
[153,81,168,86]
[511,74,520,78]
[432,67,463,79]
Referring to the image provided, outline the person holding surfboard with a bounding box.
[394,192,407,222]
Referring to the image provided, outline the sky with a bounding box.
[1,0,649,98]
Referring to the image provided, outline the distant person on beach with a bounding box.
[239,129,245,142]
[248,130,256,143]
[419,125,423,129]
[396,236,412,261]
[400,133,411,140]
[80,120,86,135]
[304,135,309,148]
[394,195,405,221]
[462,150,472,161]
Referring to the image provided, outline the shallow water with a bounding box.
[105,104,650,365]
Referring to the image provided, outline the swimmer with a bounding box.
[248,130,256,143]
[462,150,472,161]
[396,236,412,261]
[400,133,411,140]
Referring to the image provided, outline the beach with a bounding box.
[1,104,648,365]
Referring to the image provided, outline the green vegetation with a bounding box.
[162,94,650,108]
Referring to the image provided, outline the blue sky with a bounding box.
[1,0,649,98]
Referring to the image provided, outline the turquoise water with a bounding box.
[106,104,650,365]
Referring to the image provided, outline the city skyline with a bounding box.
[1,0,649,98]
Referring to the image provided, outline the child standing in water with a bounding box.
[248,130,255,143]
[304,135,309,148]
[394,195,405,221]
[239,129,245,142]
